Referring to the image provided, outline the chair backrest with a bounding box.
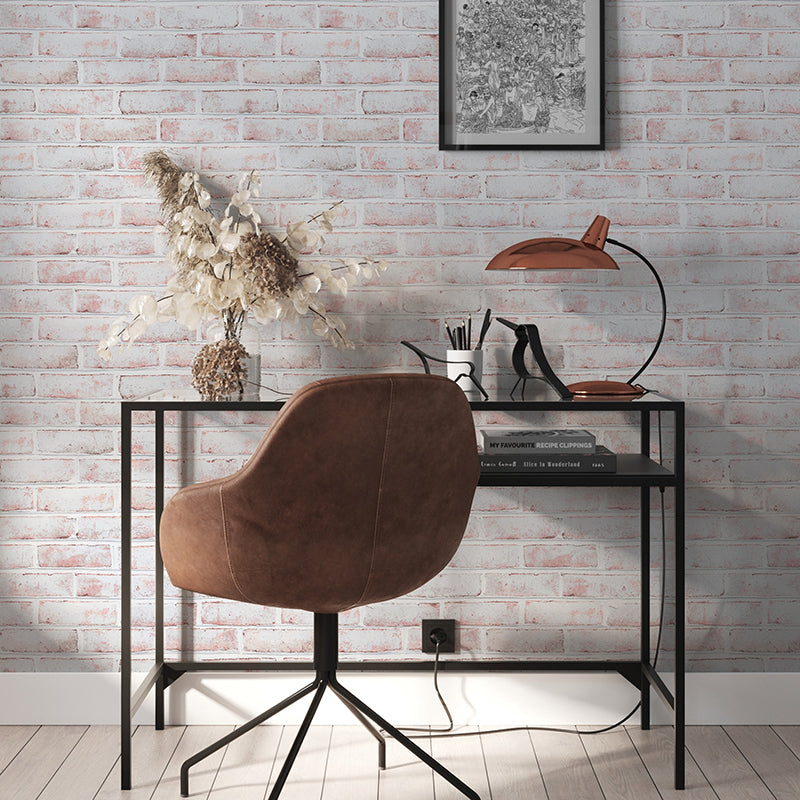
[160,373,480,613]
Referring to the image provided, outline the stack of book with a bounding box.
[478,428,616,473]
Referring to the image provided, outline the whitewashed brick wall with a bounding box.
[0,2,798,673]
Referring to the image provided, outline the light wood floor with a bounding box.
[1,724,799,799]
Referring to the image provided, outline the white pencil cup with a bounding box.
[446,349,483,398]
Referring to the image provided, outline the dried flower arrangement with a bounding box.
[98,151,387,399]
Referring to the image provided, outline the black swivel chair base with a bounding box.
[179,613,480,800]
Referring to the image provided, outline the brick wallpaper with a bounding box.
[0,1,798,673]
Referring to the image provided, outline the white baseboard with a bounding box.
[1,672,798,726]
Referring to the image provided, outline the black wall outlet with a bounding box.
[421,619,456,653]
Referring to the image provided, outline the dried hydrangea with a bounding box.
[235,231,299,299]
[191,339,249,401]
[97,151,388,364]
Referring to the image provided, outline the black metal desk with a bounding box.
[121,391,685,790]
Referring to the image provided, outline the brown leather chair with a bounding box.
[159,373,481,798]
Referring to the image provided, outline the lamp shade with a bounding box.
[486,216,619,271]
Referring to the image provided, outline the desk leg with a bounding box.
[639,410,651,730]
[121,405,132,790]
[155,410,165,730]
[640,486,651,730]
[674,408,686,790]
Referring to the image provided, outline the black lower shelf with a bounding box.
[479,453,675,487]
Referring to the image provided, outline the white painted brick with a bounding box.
[363,33,437,59]
[82,59,159,85]
[687,145,763,171]
[201,32,277,58]
[281,31,359,58]
[486,627,564,654]
[649,58,725,85]
[119,89,196,114]
[688,89,765,114]
[281,88,358,114]
[241,5,317,30]
[729,5,800,29]
[0,1,795,672]
[2,59,79,85]
[731,60,800,84]
[689,32,763,57]
[731,116,800,142]
[648,117,727,143]
[243,60,320,86]
[361,89,437,115]
[769,31,800,57]
[326,59,403,86]
[319,6,400,30]
[323,117,399,142]
[646,4,725,29]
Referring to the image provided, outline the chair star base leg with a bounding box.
[330,684,387,769]
[267,680,328,800]
[329,675,481,800]
[179,679,320,798]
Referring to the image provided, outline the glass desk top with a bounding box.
[124,386,683,411]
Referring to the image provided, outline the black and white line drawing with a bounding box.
[440,0,603,150]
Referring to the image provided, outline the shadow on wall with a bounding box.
[683,397,800,672]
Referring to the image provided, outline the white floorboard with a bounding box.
[38,726,118,800]
[724,726,800,800]
[378,730,435,800]
[0,725,86,800]
[581,727,661,800]
[95,725,184,800]
[265,724,330,800]
[321,725,380,800]
[430,727,491,800]
[151,725,234,800]
[685,725,775,800]
[627,725,716,799]
[479,728,547,800]
[0,727,37,775]
[529,727,604,800]
[207,724,283,800]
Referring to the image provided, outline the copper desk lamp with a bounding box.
[487,215,667,399]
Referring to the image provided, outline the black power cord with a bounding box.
[393,637,455,735]
[404,411,670,741]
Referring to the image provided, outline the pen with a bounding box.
[467,315,472,349]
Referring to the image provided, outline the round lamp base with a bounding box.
[567,380,645,397]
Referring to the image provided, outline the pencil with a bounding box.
[445,322,457,349]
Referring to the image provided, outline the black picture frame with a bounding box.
[439,0,605,150]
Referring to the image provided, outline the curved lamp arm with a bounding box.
[606,238,667,387]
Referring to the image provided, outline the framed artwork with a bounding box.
[439,0,605,150]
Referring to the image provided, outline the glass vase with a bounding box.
[238,321,261,401]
